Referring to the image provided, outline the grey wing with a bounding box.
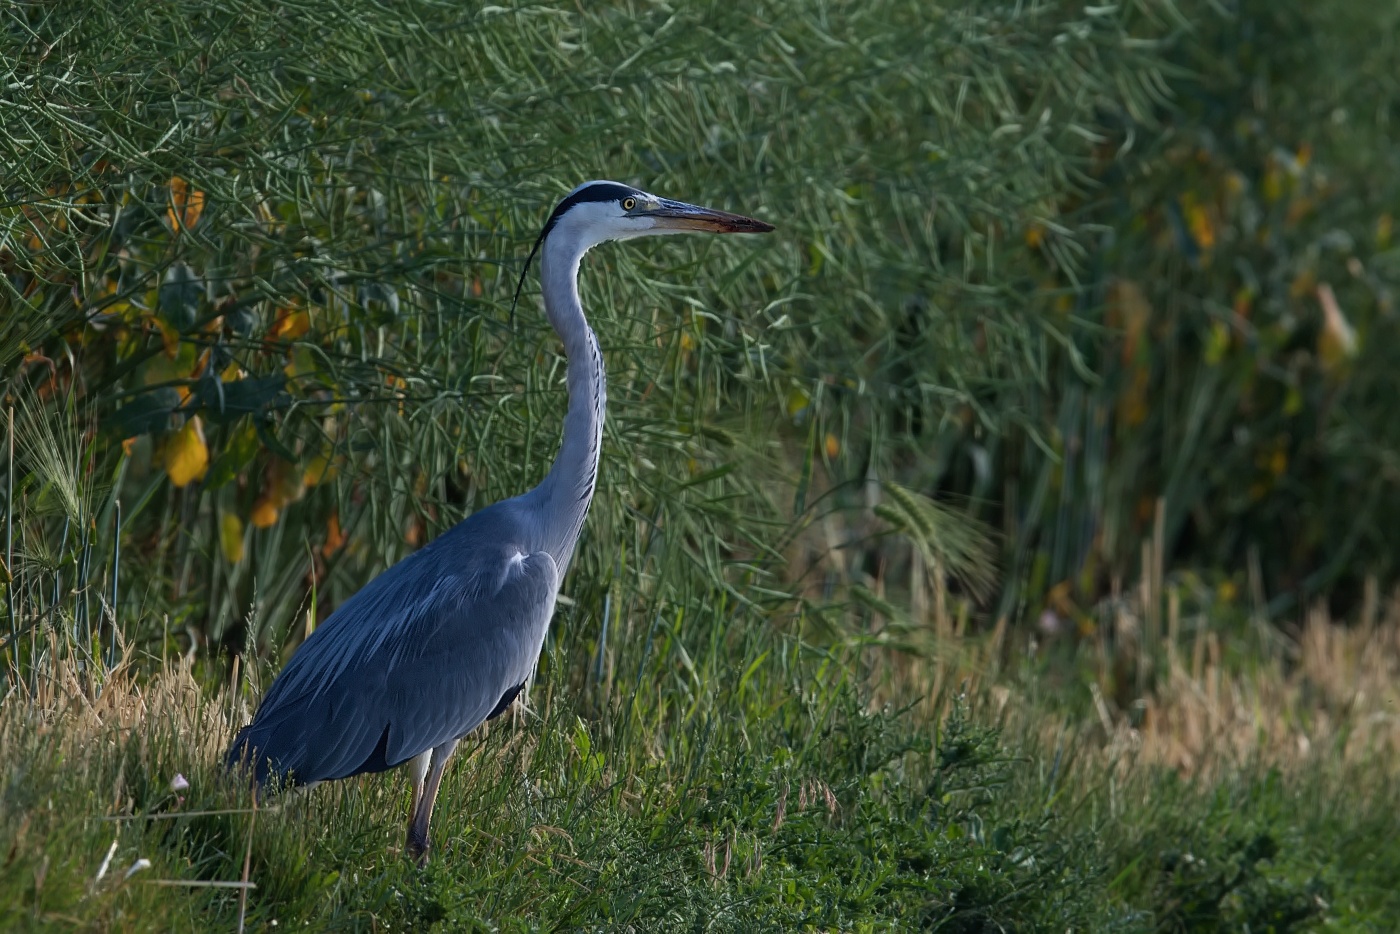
[227,547,558,786]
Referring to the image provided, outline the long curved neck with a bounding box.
[527,230,606,574]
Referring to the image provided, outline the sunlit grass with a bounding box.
[5,592,1400,929]
[4,0,1400,929]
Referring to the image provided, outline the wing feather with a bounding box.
[228,536,558,787]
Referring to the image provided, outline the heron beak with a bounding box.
[649,198,775,234]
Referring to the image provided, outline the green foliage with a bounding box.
[1113,771,1330,932]
[1,0,1179,662]
[6,646,1400,930]
[973,0,1400,622]
[3,0,1400,929]
[1103,760,1400,932]
[6,0,1395,658]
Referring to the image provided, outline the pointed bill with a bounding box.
[648,198,775,234]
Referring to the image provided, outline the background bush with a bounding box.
[7,1,1397,669]
[2,0,1175,657]
[3,1,1400,927]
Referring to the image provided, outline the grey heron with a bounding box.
[226,181,773,862]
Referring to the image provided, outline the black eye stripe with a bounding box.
[511,182,645,320]
[532,183,639,250]
[544,183,638,234]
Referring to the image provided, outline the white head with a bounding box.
[545,180,774,245]
[511,180,773,313]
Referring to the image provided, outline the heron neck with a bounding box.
[531,234,606,574]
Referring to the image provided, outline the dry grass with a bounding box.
[871,573,1400,783]
[5,595,1399,929]
[6,655,223,759]
[1121,593,1400,775]
[807,483,1400,781]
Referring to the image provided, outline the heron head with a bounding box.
[511,180,773,318]
[542,180,774,245]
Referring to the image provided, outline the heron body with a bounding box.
[226,181,772,861]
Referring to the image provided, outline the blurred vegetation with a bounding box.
[2,0,1181,665]
[1032,0,1400,621]
[3,0,1400,928]
[3,0,1397,673]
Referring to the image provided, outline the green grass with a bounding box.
[5,639,1400,930]
[4,0,1400,929]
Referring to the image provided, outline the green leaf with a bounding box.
[158,263,202,332]
[204,418,261,491]
[112,387,181,437]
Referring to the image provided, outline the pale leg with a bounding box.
[405,738,459,864]
[406,748,431,828]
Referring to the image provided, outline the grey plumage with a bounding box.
[227,503,558,786]
[226,180,773,861]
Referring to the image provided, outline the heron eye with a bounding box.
[622,197,636,211]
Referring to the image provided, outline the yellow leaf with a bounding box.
[167,177,206,233]
[250,498,279,528]
[786,388,810,418]
[323,511,345,556]
[824,433,840,459]
[1284,386,1304,416]
[1316,282,1358,374]
[1233,287,1254,321]
[256,460,306,519]
[151,316,181,359]
[1186,201,1215,252]
[165,417,209,487]
[220,514,245,564]
[1107,279,1151,365]
[303,454,336,487]
[1203,320,1231,366]
[284,346,319,380]
[275,465,306,505]
[269,307,310,341]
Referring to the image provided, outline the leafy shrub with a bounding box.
[1,0,1176,661]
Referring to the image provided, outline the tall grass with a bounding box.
[4,380,1400,928]
[4,0,1400,929]
[1,0,1179,665]
[5,541,1400,928]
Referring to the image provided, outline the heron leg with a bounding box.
[405,738,459,865]
[406,748,431,825]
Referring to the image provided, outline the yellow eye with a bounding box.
[622,197,636,211]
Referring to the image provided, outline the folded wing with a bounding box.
[227,542,558,786]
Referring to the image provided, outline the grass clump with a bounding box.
[5,624,1400,929]
[3,0,1400,930]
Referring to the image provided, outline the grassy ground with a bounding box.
[4,587,1399,930]
[5,0,1400,929]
